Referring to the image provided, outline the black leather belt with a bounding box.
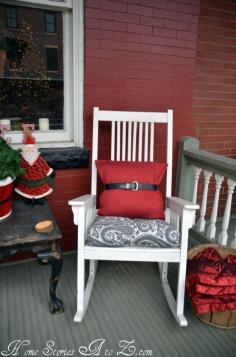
[104,182,158,191]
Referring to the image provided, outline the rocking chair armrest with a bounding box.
[69,194,96,227]
[68,194,96,209]
[167,196,199,216]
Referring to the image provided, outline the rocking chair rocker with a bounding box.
[69,108,199,326]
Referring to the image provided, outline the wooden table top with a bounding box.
[0,200,62,248]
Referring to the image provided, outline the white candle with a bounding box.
[0,119,10,126]
[0,119,11,133]
[39,118,49,131]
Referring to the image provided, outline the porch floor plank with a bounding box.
[0,246,236,357]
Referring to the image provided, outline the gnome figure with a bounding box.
[15,128,54,201]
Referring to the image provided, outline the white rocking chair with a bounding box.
[69,108,199,326]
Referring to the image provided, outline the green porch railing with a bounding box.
[175,137,236,248]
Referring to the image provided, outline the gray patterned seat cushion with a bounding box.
[86,216,179,248]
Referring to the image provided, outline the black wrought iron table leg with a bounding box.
[37,242,64,314]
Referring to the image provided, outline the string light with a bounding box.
[0,19,52,122]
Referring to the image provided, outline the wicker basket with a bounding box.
[188,244,236,329]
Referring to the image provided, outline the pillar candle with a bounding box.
[39,118,49,131]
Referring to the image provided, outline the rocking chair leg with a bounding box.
[74,259,97,323]
[160,262,168,282]
[74,252,85,322]
[159,262,188,327]
[176,259,188,326]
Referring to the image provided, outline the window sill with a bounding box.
[40,147,89,169]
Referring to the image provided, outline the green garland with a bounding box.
[0,138,25,180]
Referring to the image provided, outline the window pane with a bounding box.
[45,12,56,33]
[0,5,64,131]
[46,23,55,33]
[7,18,17,28]
[46,13,54,24]
[6,7,16,18]
[6,6,17,28]
[46,48,59,71]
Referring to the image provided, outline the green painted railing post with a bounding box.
[175,136,200,200]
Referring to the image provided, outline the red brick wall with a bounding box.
[5,1,236,261]
[193,0,236,216]
[84,0,200,152]
[47,168,91,251]
[55,0,200,251]
[193,0,236,158]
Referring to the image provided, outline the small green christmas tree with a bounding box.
[0,138,25,180]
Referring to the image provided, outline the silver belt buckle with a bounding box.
[131,181,139,191]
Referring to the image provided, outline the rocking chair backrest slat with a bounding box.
[150,122,154,162]
[132,122,137,161]
[166,110,173,197]
[111,121,115,161]
[138,122,143,162]
[122,122,126,161]
[91,107,173,198]
[127,122,132,161]
[116,121,121,161]
[144,122,149,162]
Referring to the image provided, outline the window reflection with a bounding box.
[0,5,63,131]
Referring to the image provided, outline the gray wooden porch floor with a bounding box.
[0,243,236,357]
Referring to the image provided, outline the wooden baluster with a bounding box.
[197,170,212,232]
[192,166,202,225]
[170,211,179,231]
[207,174,224,240]
[218,179,236,246]
[232,228,236,249]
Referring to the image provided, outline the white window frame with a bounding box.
[1,0,84,148]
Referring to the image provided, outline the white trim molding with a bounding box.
[1,0,72,10]
[73,0,84,147]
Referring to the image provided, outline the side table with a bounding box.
[0,200,63,314]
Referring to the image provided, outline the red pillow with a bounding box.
[96,160,167,219]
